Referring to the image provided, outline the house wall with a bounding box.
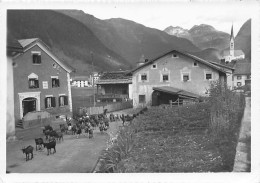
[132,52,221,108]
[13,44,71,125]
[6,56,15,139]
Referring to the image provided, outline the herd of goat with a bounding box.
[20,110,144,161]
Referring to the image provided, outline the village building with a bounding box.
[6,34,24,139]
[128,50,233,108]
[71,75,91,87]
[96,71,132,102]
[12,38,74,128]
[222,25,245,62]
[229,60,251,88]
[89,72,101,86]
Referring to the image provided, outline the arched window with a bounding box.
[28,73,39,89]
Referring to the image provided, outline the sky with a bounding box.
[82,1,254,35]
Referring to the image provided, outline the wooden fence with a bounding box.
[76,100,133,116]
[169,98,197,107]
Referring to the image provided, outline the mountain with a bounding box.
[191,48,222,63]
[235,19,251,59]
[163,26,193,42]
[7,10,131,75]
[164,24,230,50]
[58,10,200,65]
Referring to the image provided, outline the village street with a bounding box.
[6,109,133,173]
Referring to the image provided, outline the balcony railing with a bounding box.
[96,94,129,99]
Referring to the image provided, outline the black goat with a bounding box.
[49,130,63,142]
[60,124,68,134]
[21,145,34,161]
[35,138,44,151]
[43,140,56,155]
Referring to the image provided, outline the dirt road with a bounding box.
[6,121,121,173]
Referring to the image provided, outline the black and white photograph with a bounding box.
[1,0,260,182]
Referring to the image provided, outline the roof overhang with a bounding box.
[128,49,231,75]
[153,86,201,99]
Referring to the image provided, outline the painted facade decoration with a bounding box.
[96,71,132,102]
[12,38,73,126]
[129,50,232,108]
[222,25,245,62]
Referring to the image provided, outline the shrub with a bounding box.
[208,80,245,171]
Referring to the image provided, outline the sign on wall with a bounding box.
[43,81,48,89]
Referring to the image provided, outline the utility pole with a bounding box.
[91,52,96,107]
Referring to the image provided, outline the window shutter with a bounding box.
[38,55,41,63]
[28,79,31,88]
[58,96,61,106]
[45,98,48,108]
[52,97,56,107]
[35,80,39,88]
[64,96,68,105]
[57,79,60,87]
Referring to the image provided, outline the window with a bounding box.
[141,73,147,81]
[237,82,242,87]
[32,52,41,64]
[172,54,178,58]
[152,64,157,69]
[45,97,56,108]
[59,95,68,107]
[182,73,190,82]
[206,73,212,80]
[193,61,198,67]
[247,75,251,79]
[28,78,39,89]
[162,74,169,82]
[139,95,146,103]
[52,77,60,88]
[237,75,242,80]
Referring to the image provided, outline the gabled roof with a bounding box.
[16,38,74,73]
[209,61,235,70]
[223,50,245,57]
[233,61,251,75]
[97,71,132,84]
[153,86,201,99]
[128,49,232,75]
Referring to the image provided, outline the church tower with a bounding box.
[230,25,235,58]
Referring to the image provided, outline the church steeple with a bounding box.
[230,24,235,57]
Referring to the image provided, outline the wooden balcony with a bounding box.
[96,94,129,102]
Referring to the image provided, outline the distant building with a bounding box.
[12,38,73,127]
[128,50,233,108]
[71,75,90,87]
[96,71,132,102]
[222,25,245,62]
[229,60,251,88]
[89,72,100,86]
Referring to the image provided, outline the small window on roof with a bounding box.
[172,54,178,58]
[152,64,157,69]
